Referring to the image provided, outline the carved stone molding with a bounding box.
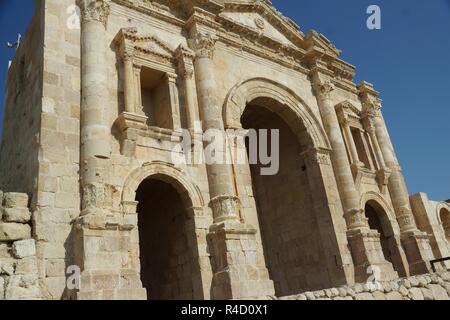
[77,0,111,28]
[209,195,240,223]
[301,148,332,167]
[188,33,217,59]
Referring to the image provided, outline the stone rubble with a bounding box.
[0,192,41,300]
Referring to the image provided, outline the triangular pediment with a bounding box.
[219,1,306,50]
[133,35,174,58]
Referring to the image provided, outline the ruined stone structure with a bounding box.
[0,0,449,300]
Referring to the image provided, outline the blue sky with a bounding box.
[0,0,449,200]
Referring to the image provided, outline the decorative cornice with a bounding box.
[77,0,111,28]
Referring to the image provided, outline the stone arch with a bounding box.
[122,162,206,300]
[437,204,450,242]
[223,77,330,150]
[122,162,205,212]
[225,77,350,295]
[360,192,398,236]
[361,192,408,276]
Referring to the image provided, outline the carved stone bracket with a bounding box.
[114,112,148,157]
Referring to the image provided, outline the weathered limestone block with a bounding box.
[0,223,31,241]
[372,291,386,300]
[2,208,31,223]
[385,291,403,300]
[421,288,434,300]
[15,257,39,275]
[12,239,36,259]
[3,193,29,208]
[0,276,4,299]
[0,259,15,276]
[428,284,449,300]
[408,287,424,300]
[355,292,374,300]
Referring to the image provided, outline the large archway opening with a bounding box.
[240,98,330,297]
[136,177,198,300]
[440,208,450,242]
[364,201,403,275]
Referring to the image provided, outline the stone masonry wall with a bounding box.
[0,2,44,196]
[0,192,41,300]
[278,271,450,300]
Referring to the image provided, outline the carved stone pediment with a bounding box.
[114,27,177,68]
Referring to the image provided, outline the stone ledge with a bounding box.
[277,271,450,301]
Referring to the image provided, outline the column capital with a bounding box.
[188,32,217,59]
[77,0,111,28]
[312,79,335,99]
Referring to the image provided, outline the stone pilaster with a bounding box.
[359,82,434,275]
[176,44,199,132]
[189,31,274,299]
[310,62,398,282]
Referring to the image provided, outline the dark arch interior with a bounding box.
[241,101,330,297]
[364,201,402,274]
[440,208,450,241]
[136,178,196,300]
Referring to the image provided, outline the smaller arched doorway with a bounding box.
[439,208,450,242]
[134,174,201,300]
[364,200,406,276]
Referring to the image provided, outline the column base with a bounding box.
[70,213,147,300]
[347,228,399,283]
[401,230,434,275]
[207,221,275,300]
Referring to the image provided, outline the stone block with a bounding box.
[0,223,31,241]
[355,292,374,300]
[0,259,16,276]
[3,193,29,208]
[372,291,386,300]
[408,287,424,300]
[429,284,449,300]
[15,257,38,275]
[0,276,4,299]
[385,291,403,300]
[421,288,434,300]
[2,208,31,223]
[13,239,36,259]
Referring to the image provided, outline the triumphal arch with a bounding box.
[1,0,449,300]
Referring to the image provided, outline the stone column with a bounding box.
[123,52,135,113]
[133,64,142,112]
[74,0,146,300]
[78,0,111,215]
[189,31,274,299]
[310,70,365,230]
[362,116,386,170]
[310,65,398,282]
[176,45,200,132]
[359,82,434,274]
[340,116,362,167]
[166,73,182,130]
[189,33,240,224]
